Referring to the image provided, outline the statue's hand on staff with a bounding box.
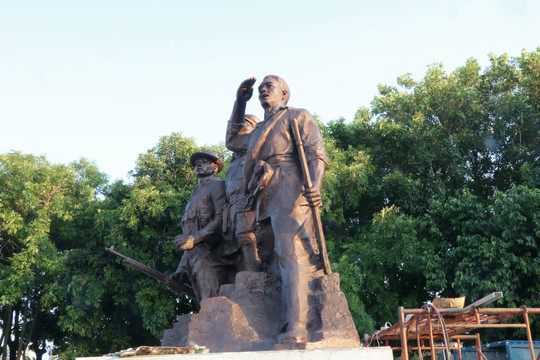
[237,77,256,103]
[174,234,196,251]
[302,186,322,207]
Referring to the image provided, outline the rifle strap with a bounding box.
[243,107,288,188]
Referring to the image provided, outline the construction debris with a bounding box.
[111,345,208,357]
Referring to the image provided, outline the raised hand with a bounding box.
[237,77,256,103]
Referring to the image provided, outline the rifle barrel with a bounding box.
[105,246,168,283]
[105,246,196,301]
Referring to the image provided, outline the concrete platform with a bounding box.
[77,346,392,360]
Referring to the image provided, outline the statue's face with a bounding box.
[194,157,216,177]
[258,78,284,109]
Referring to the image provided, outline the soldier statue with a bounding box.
[167,150,228,304]
[223,114,262,272]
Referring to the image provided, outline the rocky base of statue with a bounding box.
[162,271,360,352]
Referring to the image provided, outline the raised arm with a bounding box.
[226,78,257,151]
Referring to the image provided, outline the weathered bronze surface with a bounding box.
[162,77,360,351]
[227,75,329,345]
[223,114,262,273]
[167,150,231,303]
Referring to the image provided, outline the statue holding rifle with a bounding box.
[167,150,230,304]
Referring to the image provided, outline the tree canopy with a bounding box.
[1,49,539,359]
[322,49,539,335]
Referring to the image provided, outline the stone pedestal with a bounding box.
[162,271,360,352]
[77,346,393,360]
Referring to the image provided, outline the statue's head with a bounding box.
[190,150,224,176]
[258,75,290,109]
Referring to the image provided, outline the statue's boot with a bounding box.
[277,322,308,344]
[239,232,261,272]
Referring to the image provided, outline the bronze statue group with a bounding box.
[167,75,331,345]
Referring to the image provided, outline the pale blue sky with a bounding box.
[1,0,539,181]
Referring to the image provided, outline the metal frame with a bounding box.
[366,305,540,360]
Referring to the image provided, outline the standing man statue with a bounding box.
[223,114,262,272]
[226,75,329,345]
[167,150,228,305]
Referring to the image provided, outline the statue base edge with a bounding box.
[76,346,393,360]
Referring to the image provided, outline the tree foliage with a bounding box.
[322,49,540,337]
[0,153,107,360]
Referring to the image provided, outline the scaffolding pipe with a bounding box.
[399,307,409,360]
[427,307,435,359]
[475,333,482,360]
[369,306,540,360]
[521,306,536,360]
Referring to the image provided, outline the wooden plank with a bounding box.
[466,292,503,308]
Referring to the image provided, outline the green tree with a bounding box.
[0,153,106,360]
[322,48,540,337]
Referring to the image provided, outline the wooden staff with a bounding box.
[290,118,332,275]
